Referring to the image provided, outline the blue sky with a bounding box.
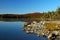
[0,0,60,14]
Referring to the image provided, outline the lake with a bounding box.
[0,21,48,40]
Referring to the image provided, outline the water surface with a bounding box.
[0,21,48,40]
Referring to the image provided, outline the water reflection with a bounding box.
[0,18,33,22]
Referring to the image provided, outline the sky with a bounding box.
[0,0,60,14]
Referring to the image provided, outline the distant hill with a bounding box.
[0,12,43,18]
[0,12,43,22]
[24,12,43,16]
[23,12,43,18]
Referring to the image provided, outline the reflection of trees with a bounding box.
[3,16,17,18]
[2,14,17,18]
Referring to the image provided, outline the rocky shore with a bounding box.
[22,21,60,40]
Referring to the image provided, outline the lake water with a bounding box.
[0,22,48,40]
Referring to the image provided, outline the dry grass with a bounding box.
[44,23,60,31]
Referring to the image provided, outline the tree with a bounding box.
[56,7,60,14]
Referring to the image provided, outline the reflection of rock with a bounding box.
[23,21,60,40]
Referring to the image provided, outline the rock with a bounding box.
[23,21,60,40]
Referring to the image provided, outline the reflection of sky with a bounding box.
[0,0,60,14]
[0,22,48,40]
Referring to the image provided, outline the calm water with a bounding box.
[0,22,48,40]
